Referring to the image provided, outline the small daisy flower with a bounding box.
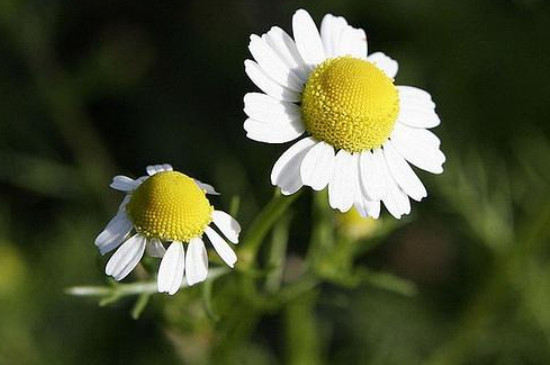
[243,9,445,219]
[95,164,241,295]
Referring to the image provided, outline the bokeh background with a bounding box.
[1,0,550,364]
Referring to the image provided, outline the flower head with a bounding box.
[244,9,445,219]
[95,164,241,295]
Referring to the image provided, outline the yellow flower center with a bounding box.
[126,171,213,242]
[301,56,400,152]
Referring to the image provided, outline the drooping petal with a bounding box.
[264,26,309,81]
[292,9,326,68]
[354,193,381,219]
[359,150,387,201]
[353,158,380,219]
[147,164,173,176]
[244,92,301,125]
[157,241,185,295]
[212,210,241,244]
[205,227,237,268]
[244,60,300,102]
[244,118,305,143]
[249,34,304,91]
[95,210,133,255]
[105,234,146,281]
[116,195,132,214]
[382,184,411,219]
[398,107,441,129]
[368,52,398,79]
[185,237,208,286]
[271,137,316,195]
[193,179,220,195]
[300,141,335,191]
[379,159,411,219]
[398,90,440,128]
[110,176,141,192]
[393,123,441,148]
[366,199,381,219]
[391,124,445,174]
[383,140,427,201]
[146,238,166,258]
[354,195,367,218]
[328,150,356,212]
[396,86,433,105]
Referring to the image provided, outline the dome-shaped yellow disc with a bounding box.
[301,56,400,152]
[126,171,213,242]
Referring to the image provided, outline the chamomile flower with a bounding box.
[243,9,445,219]
[95,164,241,295]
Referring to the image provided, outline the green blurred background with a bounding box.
[1,0,550,364]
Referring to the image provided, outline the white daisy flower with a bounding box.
[243,9,445,219]
[95,164,241,295]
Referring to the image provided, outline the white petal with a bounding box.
[353,196,368,218]
[320,14,347,58]
[249,34,304,91]
[157,241,185,295]
[117,195,131,212]
[212,210,241,244]
[264,26,309,81]
[365,199,381,219]
[352,158,380,219]
[368,52,398,79]
[320,15,333,56]
[328,150,356,212]
[95,210,133,255]
[383,185,411,219]
[359,150,387,200]
[105,234,146,281]
[110,175,141,192]
[398,108,441,129]
[391,125,445,174]
[335,26,367,59]
[205,226,237,268]
[271,137,316,195]
[186,237,209,286]
[292,9,325,68]
[244,60,300,102]
[193,179,219,195]
[379,160,411,219]
[146,238,166,258]
[397,86,433,104]
[244,118,304,143]
[146,164,172,176]
[394,123,441,148]
[398,91,440,128]
[383,140,427,202]
[244,92,301,125]
[400,92,436,110]
[354,193,381,219]
[147,166,159,176]
[300,141,335,191]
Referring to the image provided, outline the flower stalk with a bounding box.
[238,190,302,270]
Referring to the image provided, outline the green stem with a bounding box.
[66,267,229,299]
[238,190,301,270]
[285,291,323,365]
[277,275,319,305]
[265,214,291,294]
[306,190,335,269]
